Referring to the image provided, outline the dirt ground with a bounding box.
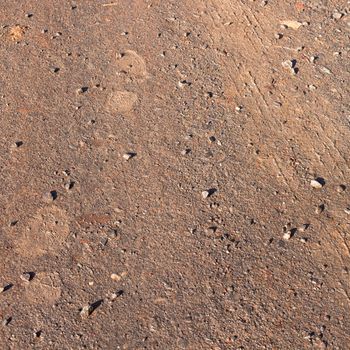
[0,0,349,349]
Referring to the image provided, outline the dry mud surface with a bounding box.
[0,1,350,349]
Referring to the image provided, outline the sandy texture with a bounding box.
[0,1,349,349]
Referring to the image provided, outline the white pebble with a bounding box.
[310,179,323,189]
[111,273,121,281]
[123,152,136,161]
[202,190,210,199]
[80,305,92,318]
[332,12,343,20]
[320,66,332,75]
[283,231,292,240]
[308,84,317,91]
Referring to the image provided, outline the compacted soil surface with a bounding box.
[0,1,350,349]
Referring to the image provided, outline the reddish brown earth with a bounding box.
[0,1,350,349]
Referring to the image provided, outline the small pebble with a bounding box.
[273,101,282,108]
[80,305,93,318]
[107,228,120,239]
[80,300,104,317]
[291,67,298,75]
[344,207,350,215]
[298,224,309,232]
[332,12,343,20]
[100,237,108,246]
[201,188,216,199]
[202,190,210,199]
[337,184,346,193]
[206,226,217,234]
[178,80,191,88]
[111,273,121,281]
[283,223,292,232]
[123,152,136,161]
[33,330,42,339]
[283,231,292,240]
[43,191,57,203]
[282,60,293,68]
[274,33,283,39]
[0,284,12,293]
[76,87,88,94]
[33,331,43,338]
[315,204,325,214]
[110,290,124,300]
[310,178,325,189]
[280,20,305,29]
[181,149,191,155]
[235,105,243,112]
[282,60,298,75]
[64,181,75,190]
[209,202,219,209]
[13,141,23,148]
[320,66,332,75]
[308,84,317,91]
[20,272,34,282]
[50,67,60,73]
[300,237,308,243]
[2,317,12,326]
[208,136,216,143]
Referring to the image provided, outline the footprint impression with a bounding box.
[106,50,148,114]
[16,206,70,259]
